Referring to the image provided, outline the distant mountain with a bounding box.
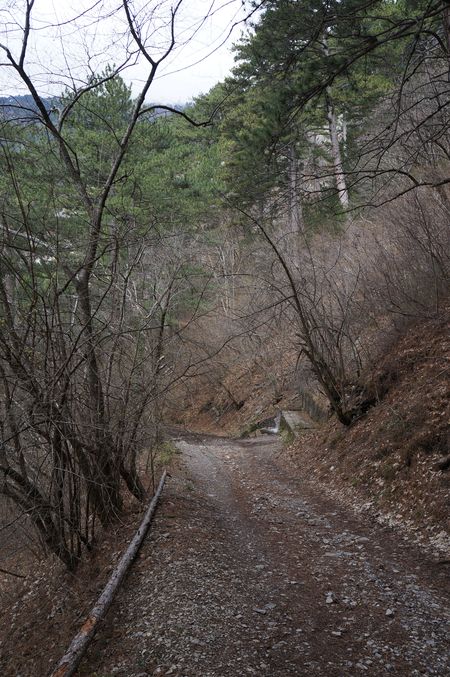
[0,95,189,124]
[0,95,56,121]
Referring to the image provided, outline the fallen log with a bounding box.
[50,470,167,677]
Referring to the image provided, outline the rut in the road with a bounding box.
[79,434,450,677]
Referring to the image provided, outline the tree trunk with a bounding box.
[322,33,349,210]
[2,469,77,570]
[287,143,305,267]
[75,272,123,522]
[120,460,146,501]
[288,144,304,236]
[325,90,349,209]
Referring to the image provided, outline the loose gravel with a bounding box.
[79,433,450,677]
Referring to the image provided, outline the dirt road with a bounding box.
[80,432,450,676]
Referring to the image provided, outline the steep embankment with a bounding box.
[287,316,450,552]
[181,316,450,551]
[179,343,316,437]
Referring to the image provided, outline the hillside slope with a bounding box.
[286,315,449,551]
[180,315,449,551]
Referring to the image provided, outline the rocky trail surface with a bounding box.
[79,432,450,676]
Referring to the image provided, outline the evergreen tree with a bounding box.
[224,0,447,213]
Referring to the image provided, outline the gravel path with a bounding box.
[80,432,450,676]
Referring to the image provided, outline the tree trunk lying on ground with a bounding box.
[50,470,167,677]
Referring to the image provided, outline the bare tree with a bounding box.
[0,0,225,569]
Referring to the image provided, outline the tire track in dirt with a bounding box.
[79,432,450,677]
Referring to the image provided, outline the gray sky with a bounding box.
[0,0,255,104]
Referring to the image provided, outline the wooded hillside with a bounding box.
[0,0,448,576]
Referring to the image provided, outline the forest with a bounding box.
[0,0,448,578]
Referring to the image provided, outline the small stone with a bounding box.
[385,608,394,617]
